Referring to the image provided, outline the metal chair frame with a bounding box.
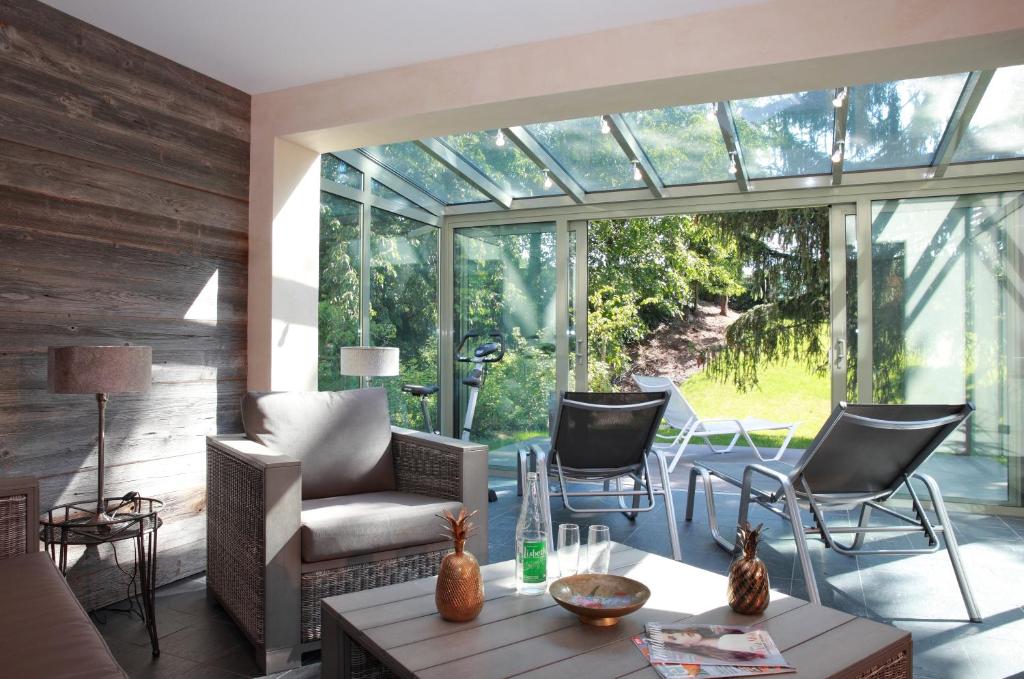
[518,394,682,561]
[685,404,982,623]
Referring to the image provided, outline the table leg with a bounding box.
[136,529,160,656]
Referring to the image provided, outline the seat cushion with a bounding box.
[242,388,395,500]
[300,492,462,562]
[0,552,128,679]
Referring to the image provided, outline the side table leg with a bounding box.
[137,530,160,656]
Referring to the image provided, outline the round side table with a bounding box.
[40,497,163,656]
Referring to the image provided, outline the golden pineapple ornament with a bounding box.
[435,508,484,622]
[727,522,770,615]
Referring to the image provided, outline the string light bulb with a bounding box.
[631,160,643,181]
[495,129,506,147]
[728,152,738,175]
[831,140,845,163]
[706,102,718,122]
[832,87,847,108]
[600,116,611,134]
[542,169,553,189]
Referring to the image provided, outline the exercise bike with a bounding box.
[401,332,505,501]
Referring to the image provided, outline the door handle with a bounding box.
[834,339,845,370]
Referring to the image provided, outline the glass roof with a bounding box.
[953,65,1024,163]
[525,117,646,192]
[334,66,1024,208]
[845,73,968,172]
[732,90,834,178]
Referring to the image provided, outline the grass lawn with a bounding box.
[679,361,831,449]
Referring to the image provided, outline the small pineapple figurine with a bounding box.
[727,522,770,615]
[435,508,484,622]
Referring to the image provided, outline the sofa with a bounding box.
[205,388,489,673]
[0,476,128,679]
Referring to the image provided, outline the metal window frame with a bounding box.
[831,88,850,186]
[415,138,513,208]
[931,70,996,178]
[715,101,750,192]
[502,126,586,204]
[605,114,666,198]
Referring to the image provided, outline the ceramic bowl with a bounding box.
[548,573,650,627]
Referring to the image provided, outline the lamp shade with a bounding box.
[338,346,399,377]
[48,345,152,394]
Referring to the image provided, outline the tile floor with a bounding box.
[94,471,1024,679]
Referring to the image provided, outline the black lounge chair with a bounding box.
[518,391,682,560]
[687,402,981,622]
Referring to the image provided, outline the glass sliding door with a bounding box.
[318,192,362,391]
[452,223,558,462]
[870,192,1023,505]
[369,208,439,429]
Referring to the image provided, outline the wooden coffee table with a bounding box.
[321,544,910,679]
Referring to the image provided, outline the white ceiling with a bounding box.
[42,0,767,94]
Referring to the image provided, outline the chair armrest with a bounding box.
[0,475,39,559]
[206,435,301,655]
[390,427,489,562]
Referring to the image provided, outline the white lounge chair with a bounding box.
[633,374,797,473]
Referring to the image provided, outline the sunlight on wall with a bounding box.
[184,270,219,322]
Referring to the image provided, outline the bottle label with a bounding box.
[521,539,547,584]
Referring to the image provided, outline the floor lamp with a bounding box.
[48,345,152,521]
[339,346,399,388]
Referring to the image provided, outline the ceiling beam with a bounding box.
[605,114,665,198]
[502,126,586,204]
[831,88,850,186]
[415,138,513,209]
[931,70,995,179]
[714,101,750,192]
[335,150,446,215]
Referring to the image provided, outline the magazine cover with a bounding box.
[631,636,794,678]
[646,624,793,668]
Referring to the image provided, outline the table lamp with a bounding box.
[48,345,152,521]
[339,346,399,388]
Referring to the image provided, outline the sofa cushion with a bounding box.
[242,389,395,500]
[300,492,462,562]
[0,552,128,679]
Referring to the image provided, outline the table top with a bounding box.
[40,497,162,546]
[323,543,910,679]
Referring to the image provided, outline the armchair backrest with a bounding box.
[792,402,974,499]
[633,375,696,429]
[551,391,669,478]
[242,388,395,500]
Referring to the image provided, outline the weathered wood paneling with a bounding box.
[0,0,250,611]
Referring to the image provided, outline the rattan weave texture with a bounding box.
[0,494,27,559]
[300,548,447,643]
[207,444,266,647]
[392,438,461,501]
[349,634,397,679]
[858,649,910,679]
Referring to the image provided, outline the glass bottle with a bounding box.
[515,471,548,595]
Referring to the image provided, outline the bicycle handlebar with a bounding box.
[455,332,505,363]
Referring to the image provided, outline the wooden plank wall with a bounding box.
[0,0,250,609]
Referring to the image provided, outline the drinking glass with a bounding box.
[557,523,581,577]
[585,525,611,574]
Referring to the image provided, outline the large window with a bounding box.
[318,191,361,391]
[871,192,1023,504]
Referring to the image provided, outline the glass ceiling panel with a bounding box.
[361,143,489,205]
[440,130,563,198]
[621,105,732,185]
[525,117,645,192]
[732,90,833,178]
[371,178,425,212]
[953,65,1024,163]
[321,154,363,190]
[845,73,969,172]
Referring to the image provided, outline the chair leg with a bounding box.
[851,504,872,549]
[667,429,697,473]
[654,451,682,560]
[685,466,699,521]
[916,473,982,622]
[766,425,797,462]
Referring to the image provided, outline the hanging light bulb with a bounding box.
[831,141,845,163]
[728,152,737,175]
[631,160,643,181]
[832,87,847,108]
[495,129,506,147]
[600,116,611,134]
[542,169,553,189]
[706,102,718,122]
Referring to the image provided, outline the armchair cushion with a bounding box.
[242,389,395,500]
[299,492,461,563]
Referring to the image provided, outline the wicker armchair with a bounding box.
[205,389,489,674]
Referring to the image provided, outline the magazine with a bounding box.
[646,623,793,669]
[631,636,793,679]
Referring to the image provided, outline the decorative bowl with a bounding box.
[548,574,650,627]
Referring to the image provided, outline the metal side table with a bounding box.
[40,497,163,656]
